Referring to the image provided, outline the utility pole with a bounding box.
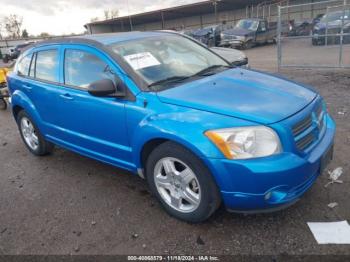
[211,0,220,24]
[126,0,133,31]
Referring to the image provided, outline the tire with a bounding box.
[146,141,221,223]
[16,110,54,156]
[0,98,6,110]
[242,40,253,50]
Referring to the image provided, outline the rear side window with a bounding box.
[17,54,32,76]
[35,50,59,82]
[64,49,114,88]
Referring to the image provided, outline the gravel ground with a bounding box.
[0,41,350,256]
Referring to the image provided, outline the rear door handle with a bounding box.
[60,93,74,100]
[22,84,32,90]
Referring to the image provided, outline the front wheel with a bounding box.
[242,40,253,50]
[146,142,221,223]
[17,110,54,156]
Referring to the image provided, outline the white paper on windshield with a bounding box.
[307,221,350,244]
[123,52,160,70]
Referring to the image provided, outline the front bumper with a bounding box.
[219,39,244,48]
[203,114,335,213]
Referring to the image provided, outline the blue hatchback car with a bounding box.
[7,32,335,222]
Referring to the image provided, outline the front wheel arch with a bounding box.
[139,137,207,176]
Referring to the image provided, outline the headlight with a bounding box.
[205,126,281,159]
[237,54,247,61]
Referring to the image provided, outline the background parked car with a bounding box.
[312,13,325,26]
[210,47,248,67]
[289,19,314,36]
[312,10,350,45]
[191,24,233,47]
[219,18,276,49]
[2,42,34,63]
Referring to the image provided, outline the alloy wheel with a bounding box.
[20,117,39,151]
[154,157,201,213]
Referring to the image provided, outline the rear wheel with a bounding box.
[0,98,6,110]
[146,141,221,223]
[17,110,54,156]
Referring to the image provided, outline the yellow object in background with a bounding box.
[0,68,10,85]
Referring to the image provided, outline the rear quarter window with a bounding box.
[17,54,32,76]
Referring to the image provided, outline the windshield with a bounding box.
[320,10,350,23]
[235,20,259,31]
[109,35,230,90]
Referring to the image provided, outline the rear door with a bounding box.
[15,46,62,135]
[50,45,133,170]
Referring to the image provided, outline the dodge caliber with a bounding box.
[7,32,335,222]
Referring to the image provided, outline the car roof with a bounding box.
[239,18,263,21]
[73,31,170,45]
[23,31,179,93]
[29,31,174,50]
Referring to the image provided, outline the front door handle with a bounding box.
[23,84,32,90]
[60,93,74,100]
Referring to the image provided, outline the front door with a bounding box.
[256,21,268,44]
[52,46,133,170]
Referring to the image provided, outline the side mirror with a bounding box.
[88,78,125,98]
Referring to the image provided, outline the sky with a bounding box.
[0,0,204,36]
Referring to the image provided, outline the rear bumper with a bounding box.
[203,114,335,212]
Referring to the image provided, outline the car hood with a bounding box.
[193,29,212,36]
[156,68,317,125]
[316,20,350,29]
[222,28,253,36]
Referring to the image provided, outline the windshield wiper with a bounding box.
[148,75,190,88]
[193,64,233,77]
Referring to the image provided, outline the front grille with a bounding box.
[223,35,236,40]
[292,101,325,152]
[292,115,312,137]
[295,132,315,151]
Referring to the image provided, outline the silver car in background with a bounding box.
[210,47,248,67]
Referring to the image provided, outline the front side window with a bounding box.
[64,49,114,88]
[17,54,32,76]
[35,50,59,82]
[109,35,229,90]
[259,22,267,31]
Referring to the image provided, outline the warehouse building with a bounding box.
[84,0,331,34]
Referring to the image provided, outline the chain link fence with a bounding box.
[277,0,350,69]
